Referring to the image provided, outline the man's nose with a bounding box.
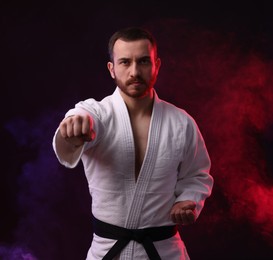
[129,63,140,77]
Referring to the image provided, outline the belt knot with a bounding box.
[131,229,146,243]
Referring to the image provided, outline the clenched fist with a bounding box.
[59,114,96,147]
[170,200,197,225]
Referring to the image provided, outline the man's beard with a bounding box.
[114,75,156,98]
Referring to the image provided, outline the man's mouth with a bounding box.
[127,79,144,86]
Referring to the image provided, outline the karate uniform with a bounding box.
[53,87,213,259]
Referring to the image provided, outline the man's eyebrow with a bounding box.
[116,56,151,62]
[141,55,151,58]
[117,57,130,62]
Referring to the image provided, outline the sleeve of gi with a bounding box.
[52,99,105,168]
[175,116,214,218]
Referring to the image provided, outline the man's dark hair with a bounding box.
[108,26,158,61]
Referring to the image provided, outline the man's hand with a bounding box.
[170,200,197,225]
[59,115,96,147]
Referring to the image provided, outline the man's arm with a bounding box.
[53,114,95,167]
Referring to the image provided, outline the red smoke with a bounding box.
[206,54,273,245]
[150,20,273,246]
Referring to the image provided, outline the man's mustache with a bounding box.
[126,77,145,85]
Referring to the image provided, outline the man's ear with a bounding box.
[155,58,161,76]
[107,62,115,79]
[156,58,161,70]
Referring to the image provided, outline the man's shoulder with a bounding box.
[159,98,189,116]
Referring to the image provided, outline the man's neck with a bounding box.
[120,89,154,117]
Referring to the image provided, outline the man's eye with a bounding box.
[140,59,151,65]
[120,60,129,65]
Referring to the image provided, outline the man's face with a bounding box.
[107,39,161,98]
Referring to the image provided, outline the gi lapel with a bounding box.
[125,91,163,229]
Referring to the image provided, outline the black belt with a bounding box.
[92,215,177,260]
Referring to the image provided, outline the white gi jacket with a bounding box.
[53,87,213,260]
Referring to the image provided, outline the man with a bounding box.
[53,26,213,259]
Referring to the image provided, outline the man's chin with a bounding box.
[119,84,150,98]
[126,85,144,95]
